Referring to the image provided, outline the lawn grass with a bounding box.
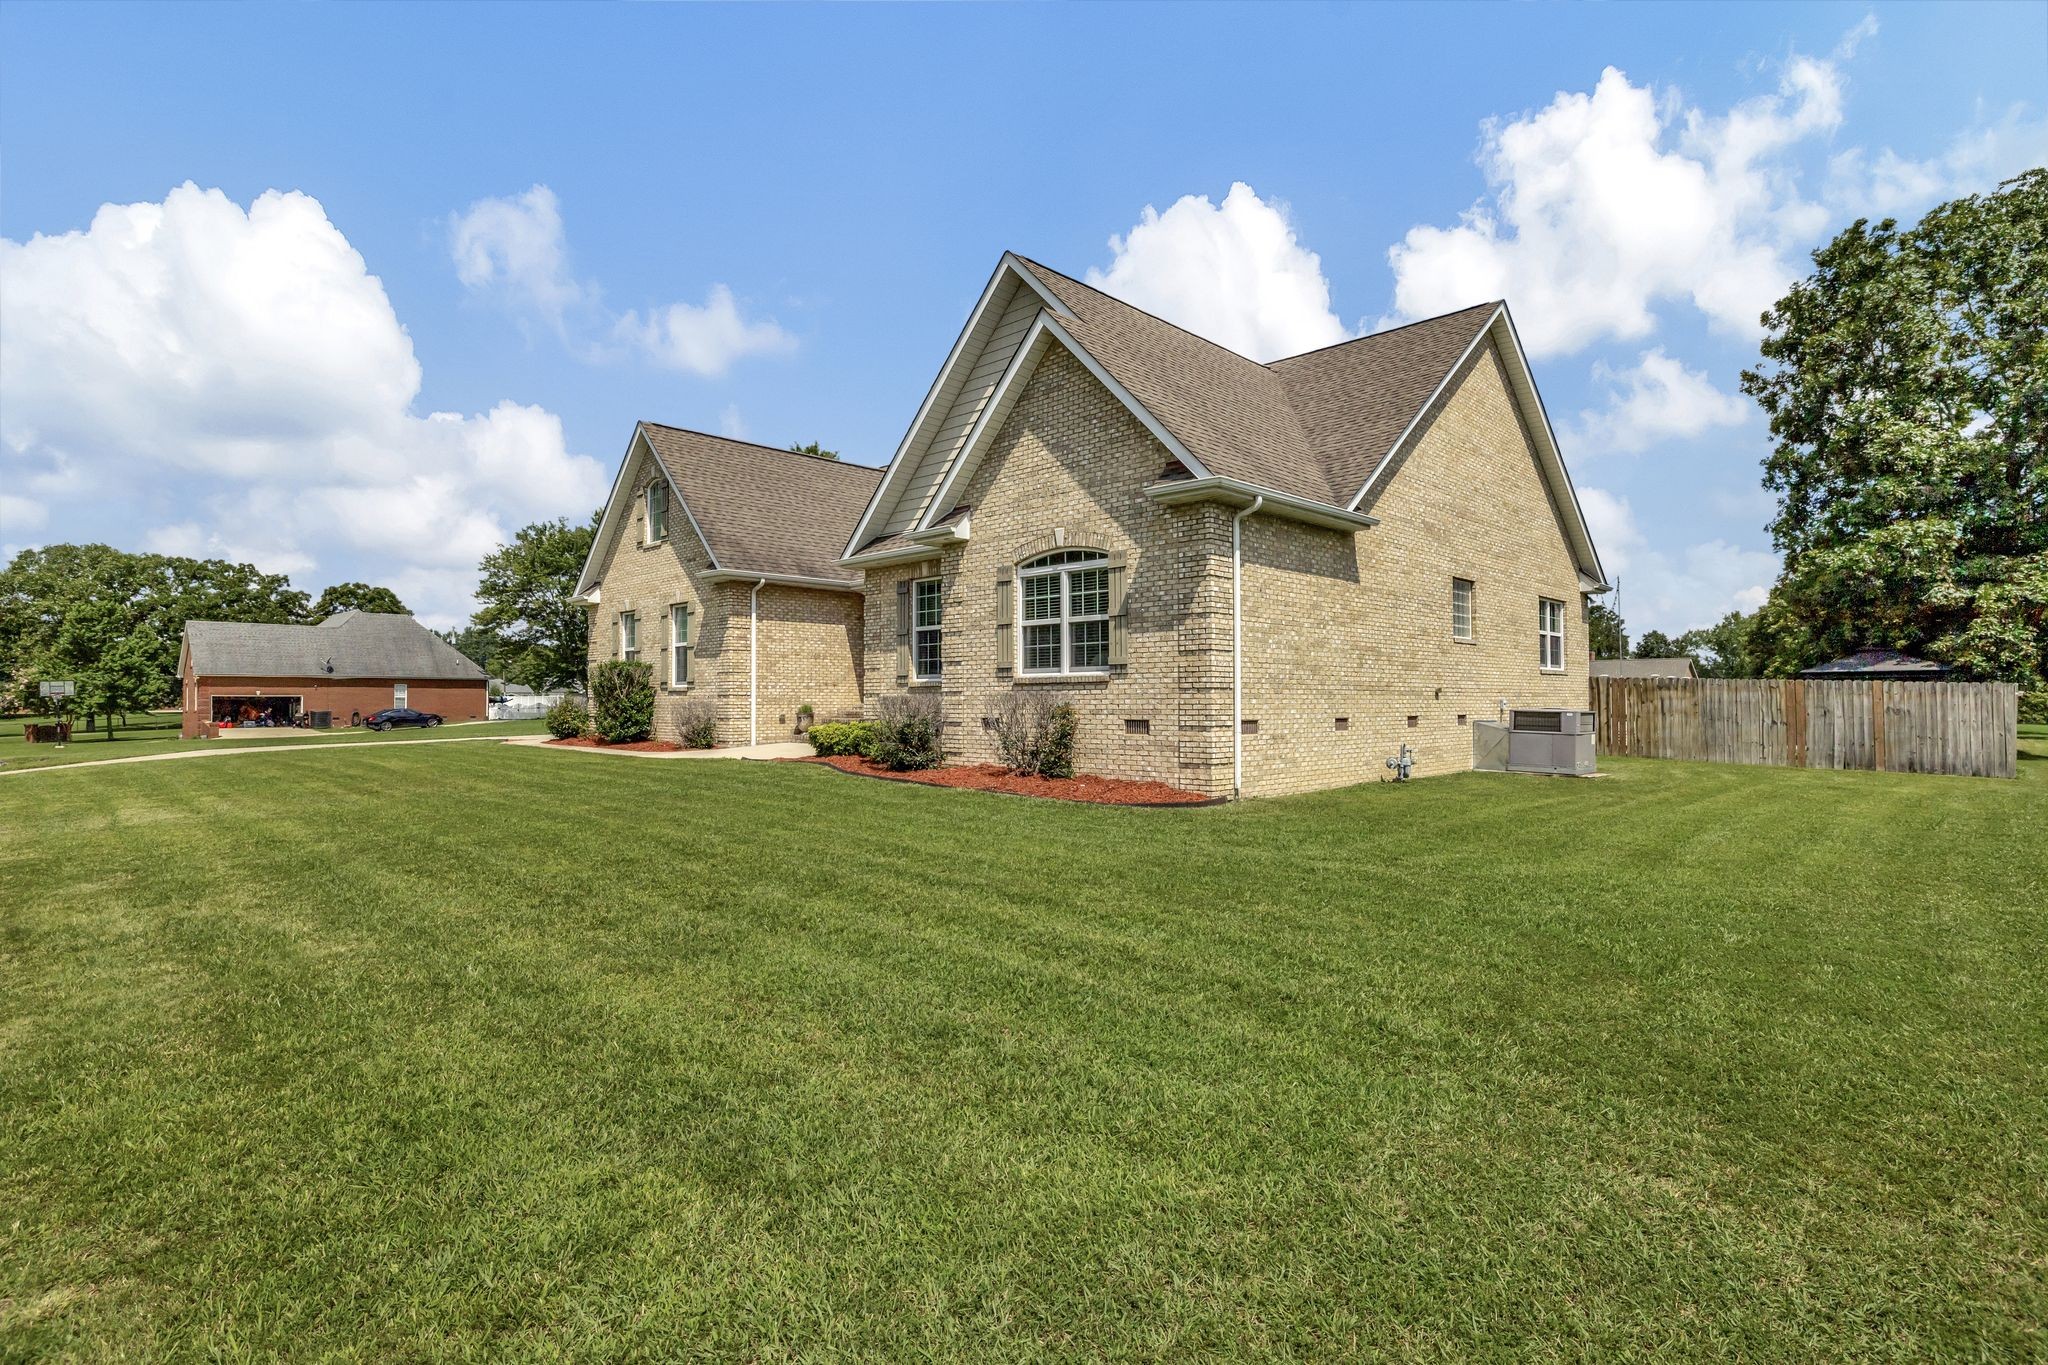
[2,739,2042,1359]
[0,714,548,772]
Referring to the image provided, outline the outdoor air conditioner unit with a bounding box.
[1497,708,1598,775]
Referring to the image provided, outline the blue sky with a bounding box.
[3,1,2042,629]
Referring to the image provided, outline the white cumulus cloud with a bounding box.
[1,183,608,626]
[1580,486,1778,635]
[1086,182,1350,362]
[453,183,794,376]
[1385,54,1848,356]
[1569,349,1750,457]
[1828,104,2048,218]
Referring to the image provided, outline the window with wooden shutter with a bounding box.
[894,579,911,683]
[995,566,1013,673]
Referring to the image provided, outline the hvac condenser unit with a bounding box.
[1484,708,1599,775]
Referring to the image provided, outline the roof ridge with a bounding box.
[639,421,883,473]
[1265,300,1502,368]
[1010,254,1288,375]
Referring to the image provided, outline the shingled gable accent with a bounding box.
[578,423,883,598]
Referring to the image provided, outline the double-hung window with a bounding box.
[619,611,638,662]
[646,482,668,542]
[1452,577,1475,641]
[1019,550,1110,675]
[1538,597,1565,671]
[670,604,691,686]
[911,578,943,681]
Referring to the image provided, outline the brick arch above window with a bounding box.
[1008,525,1114,564]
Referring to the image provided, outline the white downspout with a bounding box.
[749,578,766,746]
[1231,495,1263,798]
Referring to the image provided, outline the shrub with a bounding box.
[991,693,1077,778]
[2022,690,2047,726]
[543,696,586,739]
[588,659,654,743]
[873,692,944,771]
[808,720,884,758]
[676,699,717,749]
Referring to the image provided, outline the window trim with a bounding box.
[1452,577,1476,642]
[1017,550,1112,677]
[669,602,691,688]
[393,682,408,709]
[619,610,638,662]
[645,481,668,543]
[1538,596,1565,673]
[910,576,943,683]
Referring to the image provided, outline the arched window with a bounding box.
[1018,549,1111,674]
[646,481,668,542]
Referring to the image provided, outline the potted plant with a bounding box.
[795,703,814,736]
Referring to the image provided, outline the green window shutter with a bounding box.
[995,566,1014,674]
[895,580,911,684]
[1106,552,1129,667]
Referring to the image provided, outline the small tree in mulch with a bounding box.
[991,693,1077,778]
[543,696,587,739]
[873,692,943,771]
[676,699,717,749]
[588,660,654,744]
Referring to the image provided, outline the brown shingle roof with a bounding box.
[1267,302,1502,502]
[1012,258,1501,510]
[639,425,883,581]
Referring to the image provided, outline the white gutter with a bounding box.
[702,569,863,592]
[748,578,766,746]
[1231,495,1263,798]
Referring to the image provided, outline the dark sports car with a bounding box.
[363,707,442,731]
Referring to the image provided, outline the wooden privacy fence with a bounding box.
[1588,677,2018,779]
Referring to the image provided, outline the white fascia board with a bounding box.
[701,569,865,594]
[1145,476,1379,532]
[1494,306,1610,592]
[574,425,722,596]
[913,313,1214,534]
[841,545,946,569]
[839,256,1076,564]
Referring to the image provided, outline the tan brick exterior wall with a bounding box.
[583,446,863,745]
[862,338,1590,798]
[862,345,1239,796]
[1237,344,1588,796]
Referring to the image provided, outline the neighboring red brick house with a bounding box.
[178,610,487,737]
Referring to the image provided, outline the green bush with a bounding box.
[873,693,943,771]
[809,720,883,758]
[2021,690,2047,726]
[543,696,586,740]
[676,699,717,749]
[588,660,654,743]
[991,693,1077,778]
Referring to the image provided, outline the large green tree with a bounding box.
[1632,630,1679,660]
[1740,169,2046,687]
[1676,611,1763,679]
[311,582,408,618]
[1,545,308,715]
[1587,601,1628,659]
[470,515,598,691]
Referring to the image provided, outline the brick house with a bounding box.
[574,425,881,746]
[179,610,487,737]
[840,254,1609,798]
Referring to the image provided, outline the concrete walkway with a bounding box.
[0,733,519,777]
[500,737,813,761]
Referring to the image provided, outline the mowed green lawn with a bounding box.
[0,712,549,772]
[2,737,2043,1360]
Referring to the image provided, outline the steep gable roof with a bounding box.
[580,425,883,594]
[844,251,1607,589]
[183,612,485,681]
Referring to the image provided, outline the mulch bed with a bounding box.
[545,737,685,753]
[797,754,1217,806]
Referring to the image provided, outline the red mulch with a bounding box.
[797,755,1215,806]
[545,737,684,752]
